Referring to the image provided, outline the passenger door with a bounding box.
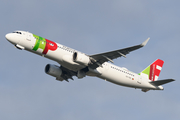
[27,33,31,41]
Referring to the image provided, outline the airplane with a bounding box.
[5,30,175,92]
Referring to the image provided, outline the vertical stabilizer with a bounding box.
[139,59,164,81]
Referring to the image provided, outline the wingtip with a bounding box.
[170,79,175,81]
[141,37,150,46]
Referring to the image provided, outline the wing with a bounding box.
[89,38,150,69]
[57,66,77,82]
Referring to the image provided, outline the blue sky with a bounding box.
[0,0,180,120]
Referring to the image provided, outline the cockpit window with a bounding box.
[13,31,22,34]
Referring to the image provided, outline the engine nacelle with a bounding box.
[73,52,91,66]
[45,64,62,78]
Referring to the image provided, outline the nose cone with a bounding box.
[5,33,13,41]
[5,33,19,45]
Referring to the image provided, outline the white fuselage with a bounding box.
[5,31,163,90]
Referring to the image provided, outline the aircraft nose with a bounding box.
[5,33,12,41]
[5,33,19,45]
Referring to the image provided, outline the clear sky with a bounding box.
[0,0,180,120]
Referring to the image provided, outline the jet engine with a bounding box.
[73,52,91,66]
[45,64,62,78]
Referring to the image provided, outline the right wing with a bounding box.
[89,38,150,69]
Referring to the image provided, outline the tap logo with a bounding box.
[140,59,164,81]
[32,34,58,55]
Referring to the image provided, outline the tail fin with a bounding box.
[139,59,164,81]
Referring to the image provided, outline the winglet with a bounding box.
[141,37,150,46]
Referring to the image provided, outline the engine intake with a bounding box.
[73,52,91,66]
[45,64,62,78]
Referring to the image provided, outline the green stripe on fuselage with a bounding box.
[32,34,46,51]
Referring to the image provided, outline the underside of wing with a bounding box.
[57,66,77,82]
[89,38,150,69]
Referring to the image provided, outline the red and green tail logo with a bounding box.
[139,59,164,81]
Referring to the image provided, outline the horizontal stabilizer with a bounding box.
[150,79,175,86]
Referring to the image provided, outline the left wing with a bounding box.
[89,38,150,69]
[57,66,76,82]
